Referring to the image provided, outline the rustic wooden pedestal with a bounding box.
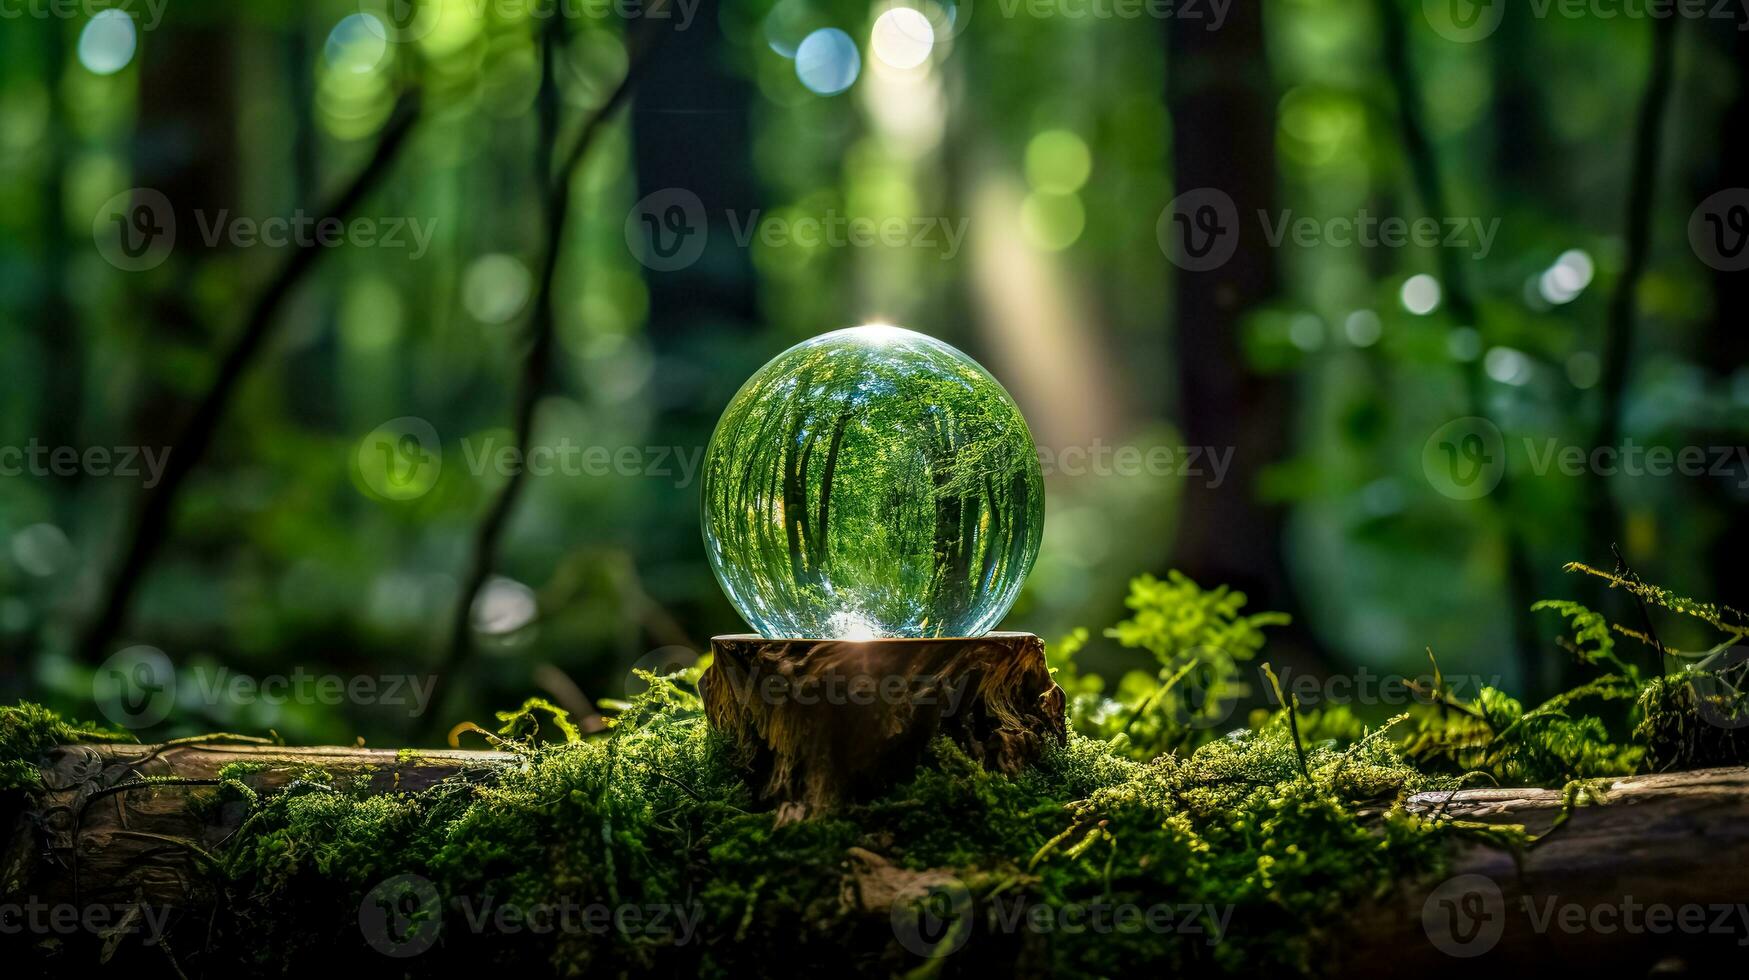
[700,632,1066,821]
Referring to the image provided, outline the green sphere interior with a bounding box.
[701,325,1045,639]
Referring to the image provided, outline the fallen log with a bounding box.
[3,737,1746,976]
[1341,767,1749,976]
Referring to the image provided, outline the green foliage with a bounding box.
[1401,561,1749,781]
[0,700,134,790]
[493,696,582,745]
[1398,676,1643,785]
[1057,572,1290,758]
[1530,599,1638,680]
[1635,666,1749,772]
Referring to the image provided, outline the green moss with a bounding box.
[14,679,1456,977]
[2,561,1736,975]
[0,700,135,790]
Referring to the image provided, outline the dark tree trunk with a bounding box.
[1164,10,1313,655]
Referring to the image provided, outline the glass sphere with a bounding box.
[702,325,1045,639]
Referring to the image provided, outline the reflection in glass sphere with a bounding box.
[702,325,1044,639]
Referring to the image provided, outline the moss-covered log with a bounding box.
[2,741,513,913]
[1342,767,1749,976]
[700,632,1066,820]
[5,735,1748,976]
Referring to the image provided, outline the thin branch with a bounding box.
[442,27,668,690]
[77,91,424,663]
[1374,0,1544,695]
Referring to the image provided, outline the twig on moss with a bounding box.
[1261,663,1312,785]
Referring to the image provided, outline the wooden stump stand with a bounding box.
[700,632,1066,821]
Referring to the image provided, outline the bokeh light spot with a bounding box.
[463,254,533,324]
[796,28,861,96]
[78,10,137,76]
[1019,192,1084,251]
[325,14,389,75]
[1025,129,1092,195]
[871,8,934,70]
[1343,310,1382,347]
[1401,274,1441,315]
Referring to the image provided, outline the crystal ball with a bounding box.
[702,325,1045,639]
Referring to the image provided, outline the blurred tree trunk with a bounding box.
[1703,14,1749,600]
[628,0,760,637]
[128,25,241,488]
[631,0,759,366]
[39,24,83,516]
[282,21,341,430]
[1163,11,1306,644]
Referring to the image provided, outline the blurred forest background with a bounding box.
[1,0,1746,745]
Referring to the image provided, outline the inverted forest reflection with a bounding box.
[701,326,1043,638]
